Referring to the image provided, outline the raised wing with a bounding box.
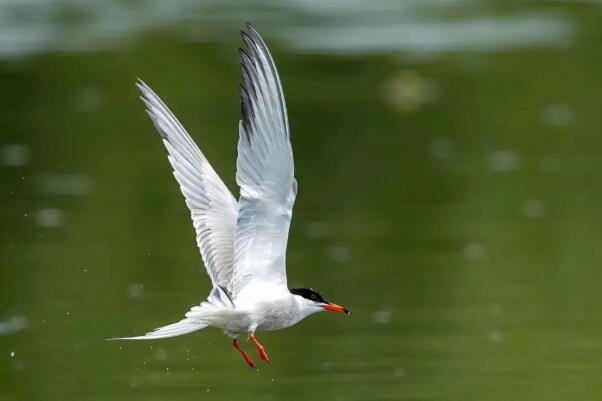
[137,80,239,288]
[229,24,297,297]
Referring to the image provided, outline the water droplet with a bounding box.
[541,103,574,128]
[328,246,351,263]
[539,154,561,174]
[38,174,94,196]
[153,348,168,361]
[384,71,437,113]
[306,221,330,239]
[371,310,392,325]
[1,144,30,167]
[520,199,546,219]
[0,316,29,336]
[489,150,521,172]
[463,242,484,260]
[128,283,144,299]
[321,361,333,371]
[428,138,455,160]
[488,330,504,343]
[489,303,503,317]
[35,208,64,228]
[72,87,102,113]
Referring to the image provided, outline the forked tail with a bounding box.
[108,286,235,341]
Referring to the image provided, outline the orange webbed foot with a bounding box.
[249,333,271,364]
[232,339,257,370]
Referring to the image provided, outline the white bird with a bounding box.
[111,24,350,369]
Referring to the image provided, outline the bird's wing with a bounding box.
[229,24,297,297]
[137,80,239,289]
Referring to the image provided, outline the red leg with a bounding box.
[232,339,257,370]
[249,333,270,364]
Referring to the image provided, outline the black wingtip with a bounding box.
[243,22,264,45]
[240,31,254,50]
[241,22,255,40]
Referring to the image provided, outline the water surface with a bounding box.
[1,1,602,400]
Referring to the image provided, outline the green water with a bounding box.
[2,2,602,400]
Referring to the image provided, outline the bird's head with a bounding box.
[290,288,351,316]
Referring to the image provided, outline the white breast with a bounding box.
[234,283,301,332]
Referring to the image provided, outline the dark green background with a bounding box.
[1,1,601,400]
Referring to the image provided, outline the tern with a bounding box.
[111,24,351,369]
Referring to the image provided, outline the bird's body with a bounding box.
[214,284,308,334]
[111,24,349,369]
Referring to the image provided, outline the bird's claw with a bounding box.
[258,348,270,364]
[249,333,271,364]
[233,338,258,370]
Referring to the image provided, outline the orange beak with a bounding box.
[323,303,351,315]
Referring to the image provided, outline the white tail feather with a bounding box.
[109,287,237,341]
[108,318,207,340]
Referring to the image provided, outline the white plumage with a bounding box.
[111,24,349,369]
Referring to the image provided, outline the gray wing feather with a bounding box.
[230,24,297,297]
[137,80,239,289]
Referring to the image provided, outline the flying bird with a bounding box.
[111,24,350,369]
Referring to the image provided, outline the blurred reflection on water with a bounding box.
[0,0,571,59]
[2,1,602,401]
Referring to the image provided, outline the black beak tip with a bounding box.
[345,309,352,316]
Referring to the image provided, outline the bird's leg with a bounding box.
[232,339,257,370]
[249,333,270,364]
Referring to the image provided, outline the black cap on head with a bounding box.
[290,288,328,304]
